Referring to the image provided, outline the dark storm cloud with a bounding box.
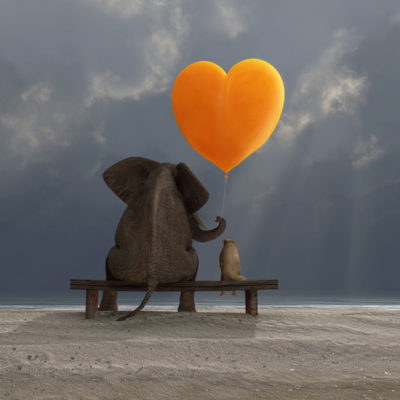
[1,0,400,295]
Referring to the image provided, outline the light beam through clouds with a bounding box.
[227,15,400,290]
[274,29,368,144]
[352,135,384,168]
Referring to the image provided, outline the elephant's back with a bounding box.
[108,184,194,283]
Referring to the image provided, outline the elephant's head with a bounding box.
[103,157,226,242]
[101,157,226,320]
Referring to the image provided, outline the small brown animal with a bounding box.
[219,239,246,296]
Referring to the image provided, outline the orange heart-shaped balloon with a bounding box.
[172,59,285,173]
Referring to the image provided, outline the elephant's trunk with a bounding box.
[191,215,226,242]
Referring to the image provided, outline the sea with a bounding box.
[1,290,400,311]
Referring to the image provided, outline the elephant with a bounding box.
[98,157,227,321]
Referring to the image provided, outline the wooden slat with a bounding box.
[70,279,278,292]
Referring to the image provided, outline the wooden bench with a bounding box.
[70,279,279,319]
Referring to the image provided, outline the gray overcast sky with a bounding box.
[1,0,400,296]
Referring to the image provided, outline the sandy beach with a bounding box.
[0,308,399,399]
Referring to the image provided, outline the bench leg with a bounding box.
[86,289,98,319]
[245,289,258,316]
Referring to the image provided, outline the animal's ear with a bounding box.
[103,157,160,204]
[176,163,209,213]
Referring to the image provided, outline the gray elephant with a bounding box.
[98,157,226,321]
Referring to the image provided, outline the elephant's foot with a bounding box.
[178,290,196,312]
[99,290,118,311]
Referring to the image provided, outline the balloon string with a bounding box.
[219,173,228,218]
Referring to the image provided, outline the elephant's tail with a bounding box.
[117,280,158,321]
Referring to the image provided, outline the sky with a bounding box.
[1,0,400,297]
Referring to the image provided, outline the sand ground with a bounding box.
[0,307,399,399]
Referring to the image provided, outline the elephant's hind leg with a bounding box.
[99,251,118,311]
[178,247,198,312]
[99,291,118,311]
[178,290,196,312]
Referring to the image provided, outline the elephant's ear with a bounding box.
[176,163,209,213]
[103,157,160,204]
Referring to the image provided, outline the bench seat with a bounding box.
[70,279,279,319]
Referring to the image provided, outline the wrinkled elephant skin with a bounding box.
[98,157,226,320]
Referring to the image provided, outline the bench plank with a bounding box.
[70,279,278,292]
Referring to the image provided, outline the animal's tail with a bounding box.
[117,280,158,321]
